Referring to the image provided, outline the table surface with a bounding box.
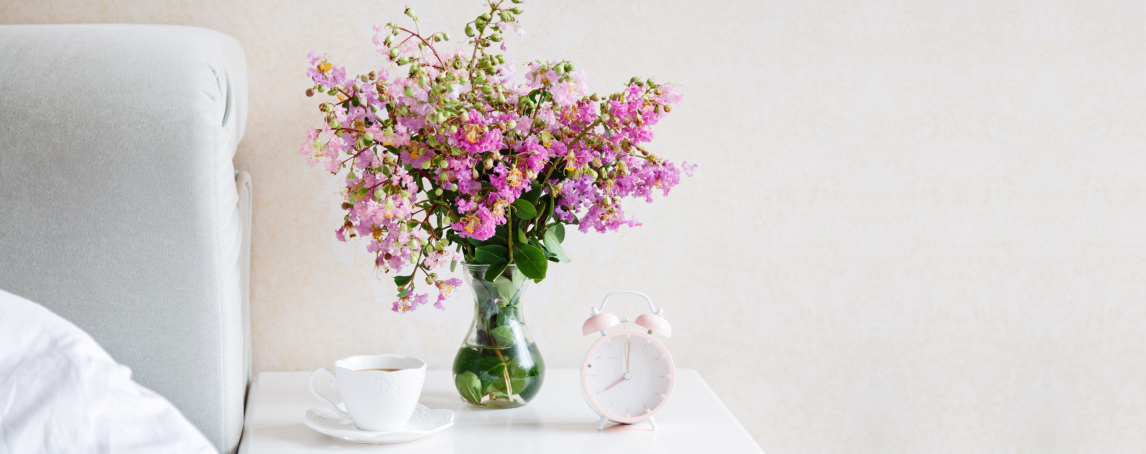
[238,369,764,453]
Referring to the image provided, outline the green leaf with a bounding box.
[543,229,571,263]
[471,278,491,304]
[475,245,508,264]
[479,358,507,381]
[483,379,502,396]
[456,371,482,404]
[512,243,548,280]
[506,361,531,395]
[397,288,410,298]
[460,355,501,377]
[457,354,504,399]
[484,258,509,282]
[450,259,458,272]
[493,277,519,304]
[517,228,529,244]
[552,223,565,242]
[496,305,516,326]
[393,274,414,286]
[490,325,516,347]
[512,198,537,219]
[522,183,542,205]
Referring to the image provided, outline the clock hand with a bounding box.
[626,339,630,374]
[599,373,632,394]
[600,377,625,393]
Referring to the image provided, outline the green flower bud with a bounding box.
[460,111,470,122]
[554,64,565,75]
[511,0,523,3]
[404,86,414,97]
[433,34,441,42]
[484,158,493,169]
[600,113,611,122]
[480,13,491,21]
[490,34,501,42]
[495,54,505,64]
[497,93,506,103]
[511,7,523,14]
[451,183,458,191]
[330,119,340,128]
[422,160,432,169]
[465,25,475,37]
[442,33,450,41]
[439,160,449,169]
[397,57,409,65]
[506,120,516,129]
[565,62,575,72]
[389,48,399,58]
[435,188,443,196]
[590,93,600,101]
[448,125,458,135]
[404,7,416,17]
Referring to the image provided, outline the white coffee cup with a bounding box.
[309,354,426,431]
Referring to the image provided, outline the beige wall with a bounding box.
[6,0,1146,451]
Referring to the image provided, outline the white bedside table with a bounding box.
[238,369,763,453]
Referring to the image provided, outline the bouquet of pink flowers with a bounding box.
[300,0,693,312]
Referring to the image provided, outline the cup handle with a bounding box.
[309,368,351,419]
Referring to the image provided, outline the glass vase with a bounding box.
[452,263,545,408]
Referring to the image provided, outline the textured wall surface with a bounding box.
[5,0,1146,451]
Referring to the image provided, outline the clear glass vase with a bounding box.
[452,263,545,408]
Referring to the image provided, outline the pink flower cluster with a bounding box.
[300,4,691,312]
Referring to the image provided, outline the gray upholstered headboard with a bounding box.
[0,24,251,453]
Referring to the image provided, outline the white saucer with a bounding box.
[303,404,454,444]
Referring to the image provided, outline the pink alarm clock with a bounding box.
[580,291,675,431]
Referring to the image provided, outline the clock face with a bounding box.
[581,329,675,424]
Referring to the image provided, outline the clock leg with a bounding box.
[597,415,610,431]
[648,417,657,431]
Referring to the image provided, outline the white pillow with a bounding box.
[0,289,216,453]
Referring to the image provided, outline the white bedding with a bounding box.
[0,289,215,453]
